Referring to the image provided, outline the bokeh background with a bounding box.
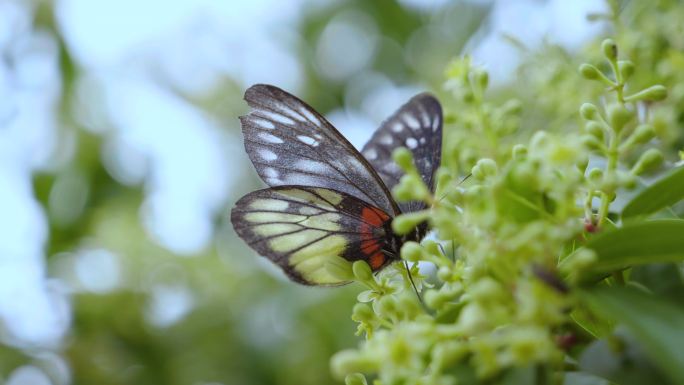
[0,0,630,384]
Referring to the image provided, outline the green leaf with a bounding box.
[562,219,684,275]
[578,331,671,385]
[622,166,684,219]
[562,372,610,385]
[570,304,614,338]
[581,287,684,384]
[630,263,684,307]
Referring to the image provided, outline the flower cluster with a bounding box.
[330,37,669,385]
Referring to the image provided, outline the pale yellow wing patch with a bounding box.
[231,186,390,286]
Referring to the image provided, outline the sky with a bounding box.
[0,0,605,382]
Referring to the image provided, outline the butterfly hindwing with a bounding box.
[239,84,399,216]
[361,93,442,213]
[231,186,394,286]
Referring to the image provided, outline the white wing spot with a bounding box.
[260,110,296,125]
[403,113,420,130]
[432,116,441,132]
[299,107,322,126]
[295,159,328,174]
[284,173,321,187]
[313,133,323,140]
[297,135,318,146]
[276,104,307,122]
[364,148,378,160]
[392,122,404,133]
[419,137,426,145]
[258,148,278,161]
[383,162,401,173]
[258,132,284,144]
[380,134,393,145]
[406,137,418,149]
[264,167,279,178]
[420,110,430,126]
[252,118,275,130]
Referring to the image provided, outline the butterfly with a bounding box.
[231,84,442,285]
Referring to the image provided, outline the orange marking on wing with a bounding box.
[362,206,389,227]
[369,251,386,270]
[361,239,381,254]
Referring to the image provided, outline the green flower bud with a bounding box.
[529,131,549,151]
[617,170,637,189]
[431,341,468,371]
[388,335,412,366]
[471,158,497,180]
[460,147,478,168]
[579,103,599,121]
[458,303,489,335]
[435,168,452,191]
[631,124,656,145]
[392,210,430,235]
[393,147,415,171]
[325,256,354,281]
[351,303,375,323]
[512,144,527,159]
[345,373,368,385]
[606,103,634,133]
[375,295,398,319]
[618,60,635,80]
[587,167,603,184]
[581,135,603,151]
[508,327,554,365]
[585,121,604,141]
[393,174,431,202]
[475,69,489,90]
[601,38,618,61]
[576,154,589,173]
[501,99,523,116]
[579,63,601,80]
[601,173,619,193]
[397,292,422,319]
[424,289,444,310]
[436,266,452,282]
[400,241,423,262]
[625,85,668,102]
[462,89,475,103]
[423,240,441,256]
[353,260,374,282]
[470,277,505,303]
[631,148,664,175]
[331,350,377,379]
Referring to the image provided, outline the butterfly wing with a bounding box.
[239,84,399,216]
[361,94,442,213]
[231,186,394,286]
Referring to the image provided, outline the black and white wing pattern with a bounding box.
[239,84,399,216]
[231,186,394,286]
[361,94,442,213]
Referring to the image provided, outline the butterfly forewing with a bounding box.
[240,84,399,216]
[361,94,442,213]
[231,186,393,286]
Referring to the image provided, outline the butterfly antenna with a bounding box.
[437,173,472,203]
[404,260,426,308]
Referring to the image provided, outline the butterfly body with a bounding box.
[231,84,442,286]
